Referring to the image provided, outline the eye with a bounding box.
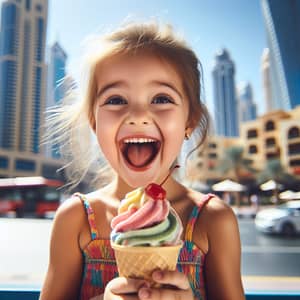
[104,96,127,105]
[152,94,175,104]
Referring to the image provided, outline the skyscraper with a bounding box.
[212,48,239,137]
[238,82,257,122]
[261,48,273,112]
[45,42,68,159]
[261,0,300,110]
[0,0,48,154]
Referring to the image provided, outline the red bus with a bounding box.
[0,176,64,218]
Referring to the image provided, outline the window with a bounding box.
[0,3,17,55]
[266,152,279,159]
[288,143,300,155]
[0,156,9,169]
[208,143,217,148]
[288,127,300,139]
[35,18,44,62]
[208,153,217,158]
[15,159,36,171]
[265,120,275,131]
[35,4,42,12]
[247,129,257,138]
[26,0,31,10]
[248,145,257,154]
[265,137,276,148]
[289,159,300,167]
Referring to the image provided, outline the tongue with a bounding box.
[126,144,154,167]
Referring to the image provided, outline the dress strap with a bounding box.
[73,192,99,240]
[184,193,215,242]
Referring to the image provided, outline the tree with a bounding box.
[218,146,256,181]
[257,159,293,184]
[217,146,256,206]
[257,159,297,205]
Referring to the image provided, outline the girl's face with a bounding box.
[94,52,189,188]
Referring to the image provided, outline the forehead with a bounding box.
[94,52,184,92]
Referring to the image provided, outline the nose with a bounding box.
[125,106,152,126]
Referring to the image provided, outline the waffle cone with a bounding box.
[111,242,182,284]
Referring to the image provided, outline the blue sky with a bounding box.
[2,0,267,116]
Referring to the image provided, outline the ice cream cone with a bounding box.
[111,242,182,285]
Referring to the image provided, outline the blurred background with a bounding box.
[0,0,300,295]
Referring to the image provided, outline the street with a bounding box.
[0,217,300,293]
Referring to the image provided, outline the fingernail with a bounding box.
[153,271,163,280]
[139,288,150,299]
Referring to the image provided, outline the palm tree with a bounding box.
[257,159,292,184]
[257,159,296,205]
[218,146,256,181]
[217,146,256,206]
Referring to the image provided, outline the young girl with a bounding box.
[40,21,245,300]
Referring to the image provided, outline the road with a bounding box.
[0,217,300,293]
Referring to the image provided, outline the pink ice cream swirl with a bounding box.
[111,198,170,233]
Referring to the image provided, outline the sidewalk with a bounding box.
[243,276,300,293]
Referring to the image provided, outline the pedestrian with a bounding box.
[40,21,245,300]
[250,194,259,212]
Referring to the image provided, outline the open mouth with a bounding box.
[119,137,161,169]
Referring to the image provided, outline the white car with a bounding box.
[255,200,300,236]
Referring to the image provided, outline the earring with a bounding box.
[185,132,190,140]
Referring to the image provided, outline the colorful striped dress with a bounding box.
[75,193,214,300]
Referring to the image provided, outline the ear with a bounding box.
[89,113,96,133]
[185,127,193,140]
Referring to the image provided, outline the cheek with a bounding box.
[158,112,186,155]
[95,112,120,166]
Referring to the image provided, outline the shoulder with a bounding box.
[51,194,87,237]
[193,194,240,251]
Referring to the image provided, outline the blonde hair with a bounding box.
[45,21,210,190]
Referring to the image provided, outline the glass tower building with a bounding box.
[45,42,67,159]
[212,49,239,137]
[0,0,48,154]
[261,0,300,110]
[238,82,257,123]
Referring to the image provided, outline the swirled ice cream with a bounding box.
[110,184,183,246]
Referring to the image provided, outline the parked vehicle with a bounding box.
[255,200,300,236]
[0,177,64,218]
[0,190,24,217]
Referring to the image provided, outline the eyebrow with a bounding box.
[150,80,183,99]
[96,79,183,99]
[96,81,127,98]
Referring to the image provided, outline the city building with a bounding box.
[240,107,300,176]
[192,136,242,184]
[0,0,48,153]
[0,0,64,180]
[261,48,273,112]
[212,48,239,137]
[278,107,300,176]
[238,82,257,123]
[261,0,300,110]
[45,42,68,159]
[190,106,300,185]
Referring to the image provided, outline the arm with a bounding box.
[199,198,245,300]
[39,197,84,300]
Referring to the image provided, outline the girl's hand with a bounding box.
[138,270,193,300]
[103,276,150,300]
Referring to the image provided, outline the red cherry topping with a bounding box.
[145,183,166,200]
[145,165,180,200]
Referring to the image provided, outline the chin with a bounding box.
[122,167,160,188]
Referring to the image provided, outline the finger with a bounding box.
[138,287,193,300]
[151,270,190,290]
[109,277,150,294]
